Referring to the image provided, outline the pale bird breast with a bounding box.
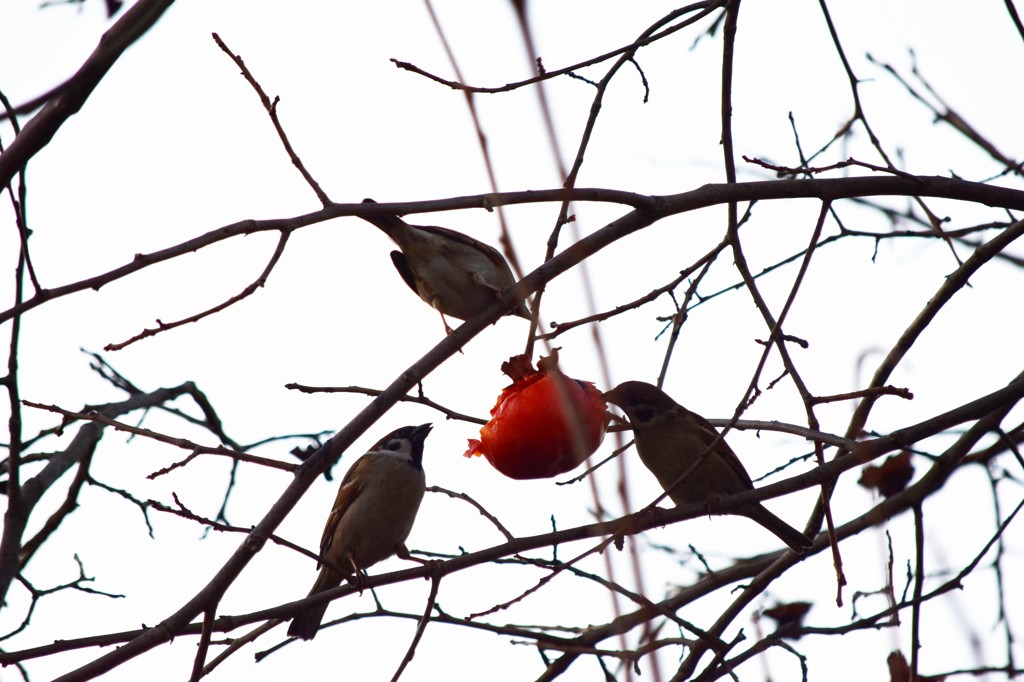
[330,456,426,566]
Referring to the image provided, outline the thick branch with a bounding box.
[0,0,177,188]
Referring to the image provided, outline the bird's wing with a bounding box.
[389,250,420,294]
[414,223,513,272]
[318,457,368,560]
[418,223,530,317]
[686,410,756,490]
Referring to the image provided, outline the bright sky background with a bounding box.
[2,1,1022,680]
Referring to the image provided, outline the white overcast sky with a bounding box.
[1,1,1022,681]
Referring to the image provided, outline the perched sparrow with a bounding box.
[288,423,432,640]
[360,198,531,332]
[604,381,812,553]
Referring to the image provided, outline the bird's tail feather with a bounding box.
[287,569,344,640]
[743,505,813,553]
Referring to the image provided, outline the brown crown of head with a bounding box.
[603,381,683,425]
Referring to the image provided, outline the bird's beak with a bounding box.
[412,423,433,440]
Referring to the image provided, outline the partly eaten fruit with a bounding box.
[465,351,608,479]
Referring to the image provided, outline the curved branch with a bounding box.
[0,383,200,604]
[0,0,177,188]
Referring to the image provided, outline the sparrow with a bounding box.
[287,423,433,640]
[603,381,812,553]
[360,198,531,333]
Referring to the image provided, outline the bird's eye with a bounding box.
[385,440,403,451]
[634,404,655,422]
